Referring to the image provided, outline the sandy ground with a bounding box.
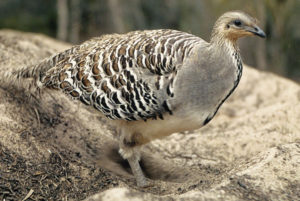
[0,30,299,201]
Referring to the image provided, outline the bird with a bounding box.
[2,11,265,187]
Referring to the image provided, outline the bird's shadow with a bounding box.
[97,145,197,183]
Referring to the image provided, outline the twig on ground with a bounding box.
[21,189,34,201]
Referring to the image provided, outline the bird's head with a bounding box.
[211,11,266,44]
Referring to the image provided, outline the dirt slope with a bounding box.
[0,30,299,201]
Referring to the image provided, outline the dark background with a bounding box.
[0,0,299,82]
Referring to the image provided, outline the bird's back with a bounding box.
[41,29,205,121]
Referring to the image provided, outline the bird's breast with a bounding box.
[170,49,242,126]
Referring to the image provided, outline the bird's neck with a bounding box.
[208,34,243,89]
[209,34,241,66]
[209,35,244,92]
[210,32,239,53]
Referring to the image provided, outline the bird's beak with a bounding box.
[245,25,266,38]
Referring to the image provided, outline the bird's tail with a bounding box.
[0,46,78,97]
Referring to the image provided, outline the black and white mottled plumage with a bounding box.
[41,30,202,121]
[2,11,265,187]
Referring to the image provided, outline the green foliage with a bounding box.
[0,0,56,36]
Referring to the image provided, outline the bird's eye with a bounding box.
[234,20,242,26]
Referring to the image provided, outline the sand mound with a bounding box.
[0,30,299,201]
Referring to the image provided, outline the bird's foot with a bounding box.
[136,177,153,188]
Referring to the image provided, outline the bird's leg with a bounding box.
[127,151,148,187]
[119,132,149,187]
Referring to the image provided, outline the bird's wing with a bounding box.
[42,30,203,121]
